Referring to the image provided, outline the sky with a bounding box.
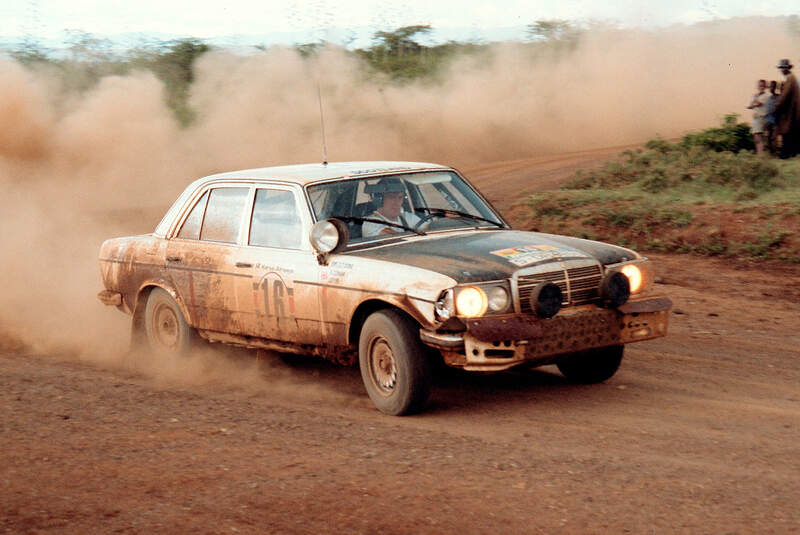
[2,0,799,45]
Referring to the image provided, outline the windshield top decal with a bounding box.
[490,244,589,267]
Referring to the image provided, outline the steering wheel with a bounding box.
[413,212,445,231]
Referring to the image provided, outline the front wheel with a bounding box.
[144,288,197,356]
[556,345,624,384]
[358,310,431,416]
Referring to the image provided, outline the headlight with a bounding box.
[455,286,488,317]
[486,286,510,313]
[620,264,643,293]
[606,259,653,295]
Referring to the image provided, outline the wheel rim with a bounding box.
[368,336,397,396]
[151,303,180,350]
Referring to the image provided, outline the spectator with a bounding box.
[764,80,779,155]
[746,79,770,155]
[774,59,800,159]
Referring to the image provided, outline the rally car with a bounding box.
[98,161,671,415]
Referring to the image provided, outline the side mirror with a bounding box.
[310,218,349,264]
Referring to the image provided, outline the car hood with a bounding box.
[346,230,638,283]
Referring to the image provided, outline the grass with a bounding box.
[518,116,800,263]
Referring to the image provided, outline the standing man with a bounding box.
[774,59,800,159]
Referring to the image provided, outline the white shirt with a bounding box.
[362,210,421,237]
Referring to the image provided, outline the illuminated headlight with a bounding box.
[606,259,653,295]
[455,286,488,318]
[620,264,643,293]
[486,286,510,313]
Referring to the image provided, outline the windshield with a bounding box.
[306,171,506,244]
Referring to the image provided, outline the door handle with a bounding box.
[235,262,253,268]
[166,255,182,262]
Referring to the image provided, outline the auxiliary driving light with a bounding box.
[602,271,631,308]
[530,282,562,318]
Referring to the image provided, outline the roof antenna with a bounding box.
[317,85,328,166]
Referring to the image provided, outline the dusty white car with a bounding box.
[98,161,671,415]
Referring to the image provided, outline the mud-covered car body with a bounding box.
[98,161,671,414]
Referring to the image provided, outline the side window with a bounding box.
[200,187,249,244]
[249,189,302,249]
[177,191,209,240]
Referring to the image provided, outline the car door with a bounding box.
[232,186,324,345]
[166,184,251,334]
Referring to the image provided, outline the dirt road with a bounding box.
[460,144,640,210]
[2,151,800,534]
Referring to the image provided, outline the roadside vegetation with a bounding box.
[520,115,800,262]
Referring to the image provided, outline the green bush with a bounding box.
[563,115,781,196]
[679,113,754,153]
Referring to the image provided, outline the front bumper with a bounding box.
[420,296,672,371]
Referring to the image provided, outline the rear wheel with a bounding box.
[557,345,624,384]
[358,310,431,416]
[144,288,196,356]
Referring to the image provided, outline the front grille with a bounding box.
[518,264,603,312]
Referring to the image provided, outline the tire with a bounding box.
[144,288,197,356]
[556,345,624,384]
[358,309,431,416]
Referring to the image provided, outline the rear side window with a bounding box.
[177,191,209,240]
[200,188,249,243]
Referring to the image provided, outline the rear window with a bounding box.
[200,188,249,243]
[177,191,209,240]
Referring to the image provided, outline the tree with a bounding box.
[526,19,579,42]
[64,30,113,63]
[357,25,436,80]
[135,39,211,124]
[155,39,211,85]
[372,25,432,56]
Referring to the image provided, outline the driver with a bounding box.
[361,178,422,237]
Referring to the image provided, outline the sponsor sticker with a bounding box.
[490,244,587,267]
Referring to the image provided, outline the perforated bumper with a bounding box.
[420,296,672,371]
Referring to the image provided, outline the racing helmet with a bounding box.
[372,177,406,194]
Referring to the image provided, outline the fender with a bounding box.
[346,293,434,348]
[134,279,193,326]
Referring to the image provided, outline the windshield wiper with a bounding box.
[415,207,506,228]
[331,215,427,236]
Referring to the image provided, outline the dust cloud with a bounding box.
[0,17,797,387]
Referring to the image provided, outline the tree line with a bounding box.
[2,21,582,125]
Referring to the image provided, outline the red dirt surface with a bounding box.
[3,148,800,534]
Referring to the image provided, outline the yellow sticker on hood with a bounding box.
[491,244,587,267]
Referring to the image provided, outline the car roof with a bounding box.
[197,161,451,187]
[153,161,454,238]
